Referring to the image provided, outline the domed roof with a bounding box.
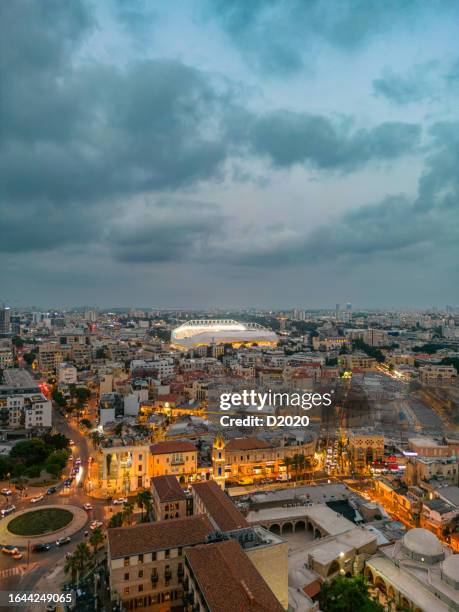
[402,528,443,557]
[442,555,459,582]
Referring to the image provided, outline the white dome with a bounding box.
[402,528,444,560]
[442,555,459,585]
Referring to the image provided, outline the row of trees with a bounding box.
[64,528,104,586]
[0,434,70,479]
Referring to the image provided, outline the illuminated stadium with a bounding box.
[171,319,278,348]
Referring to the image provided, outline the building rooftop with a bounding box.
[149,440,197,455]
[185,539,284,612]
[1,369,39,389]
[192,480,248,531]
[107,514,213,558]
[151,475,186,503]
[225,437,271,451]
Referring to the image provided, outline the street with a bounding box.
[0,406,106,600]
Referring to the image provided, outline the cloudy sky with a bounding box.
[1,0,458,309]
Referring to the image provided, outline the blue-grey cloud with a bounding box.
[228,121,459,266]
[208,0,458,76]
[247,112,421,171]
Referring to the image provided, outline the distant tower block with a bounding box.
[277,316,288,333]
[346,303,352,321]
[335,303,340,320]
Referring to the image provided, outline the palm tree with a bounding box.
[90,431,101,449]
[284,456,292,481]
[123,501,134,526]
[65,542,91,587]
[109,512,123,528]
[64,552,79,585]
[143,493,153,522]
[136,490,152,522]
[89,527,104,564]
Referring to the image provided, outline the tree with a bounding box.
[136,490,152,521]
[23,350,37,366]
[10,438,49,466]
[52,389,67,408]
[89,527,104,562]
[284,456,292,480]
[319,575,384,612]
[65,542,91,587]
[80,418,92,430]
[108,512,123,528]
[90,431,102,448]
[123,501,134,526]
[0,456,12,479]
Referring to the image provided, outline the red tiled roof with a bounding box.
[108,514,213,558]
[185,540,284,612]
[225,437,270,451]
[150,440,197,454]
[152,475,186,502]
[192,480,248,531]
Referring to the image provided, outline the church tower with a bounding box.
[212,434,226,489]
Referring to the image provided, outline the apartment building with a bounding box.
[419,364,457,385]
[192,480,248,531]
[151,475,188,522]
[405,456,459,487]
[58,362,77,386]
[38,343,64,373]
[107,515,214,611]
[0,339,14,368]
[184,539,284,612]
[149,441,198,483]
[339,352,377,371]
[0,393,52,430]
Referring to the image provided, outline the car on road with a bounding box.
[12,551,23,560]
[90,520,103,530]
[63,478,73,487]
[32,543,51,552]
[1,488,12,496]
[55,536,71,546]
[2,545,19,555]
[75,458,81,465]
[113,497,127,505]
[83,503,93,511]
[69,439,75,446]
[31,495,44,503]
[46,486,57,495]
[1,505,16,517]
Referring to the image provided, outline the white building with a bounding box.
[58,362,77,385]
[0,393,52,430]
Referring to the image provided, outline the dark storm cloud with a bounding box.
[0,0,425,258]
[107,199,226,263]
[231,121,459,266]
[208,0,457,76]
[247,112,421,171]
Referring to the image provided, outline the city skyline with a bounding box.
[1,1,459,307]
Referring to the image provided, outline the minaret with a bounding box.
[212,434,226,489]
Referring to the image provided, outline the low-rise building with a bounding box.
[149,441,198,484]
[184,539,284,612]
[192,480,248,531]
[107,515,214,611]
[419,364,457,385]
[151,475,188,522]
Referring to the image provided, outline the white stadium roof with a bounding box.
[171,319,278,348]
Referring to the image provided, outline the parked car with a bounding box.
[46,486,57,495]
[1,505,16,517]
[12,551,23,560]
[55,537,71,546]
[0,488,12,496]
[2,545,19,555]
[90,520,103,530]
[31,495,44,503]
[32,543,51,552]
[113,498,127,505]
[83,503,93,511]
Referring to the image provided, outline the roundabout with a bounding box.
[0,505,88,546]
[7,508,73,536]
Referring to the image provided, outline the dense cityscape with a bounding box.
[0,306,458,611]
[2,0,459,610]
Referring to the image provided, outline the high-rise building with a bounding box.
[0,307,11,335]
